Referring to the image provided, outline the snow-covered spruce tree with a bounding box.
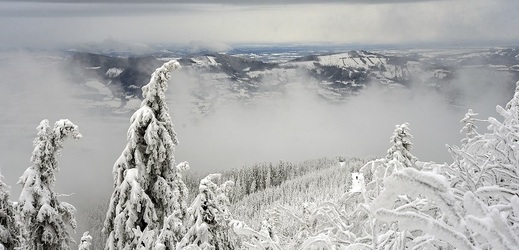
[17,119,82,250]
[78,231,93,250]
[0,171,20,249]
[359,123,418,204]
[386,122,417,169]
[178,174,239,250]
[103,60,189,250]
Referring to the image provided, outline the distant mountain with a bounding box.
[67,47,519,114]
[70,52,162,98]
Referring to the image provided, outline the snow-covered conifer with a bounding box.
[78,231,93,250]
[103,60,188,250]
[0,170,20,250]
[178,174,238,249]
[359,124,418,204]
[17,119,82,250]
[386,123,417,169]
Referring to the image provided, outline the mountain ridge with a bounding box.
[67,47,519,114]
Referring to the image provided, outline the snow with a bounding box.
[191,56,219,67]
[124,168,138,186]
[78,232,93,250]
[105,67,124,78]
[350,173,365,193]
[316,52,386,69]
[376,209,474,250]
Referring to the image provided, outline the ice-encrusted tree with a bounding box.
[103,60,189,250]
[0,170,20,250]
[358,123,418,203]
[178,174,238,250]
[17,119,82,250]
[78,232,93,250]
[386,123,417,169]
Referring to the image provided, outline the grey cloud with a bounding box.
[0,2,198,17]
[167,66,514,171]
[0,0,517,52]
[0,0,445,4]
[0,0,446,18]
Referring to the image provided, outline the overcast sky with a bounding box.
[0,0,518,49]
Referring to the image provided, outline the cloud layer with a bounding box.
[0,0,443,4]
[168,68,514,172]
[0,0,518,48]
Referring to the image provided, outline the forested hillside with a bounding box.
[229,157,368,229]
[183,157,362,202]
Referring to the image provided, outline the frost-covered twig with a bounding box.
[375,209,474,250]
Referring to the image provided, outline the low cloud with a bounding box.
[168,66,515,172]
[188,41,232,53]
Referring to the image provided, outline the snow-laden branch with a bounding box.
[371,168,461,227]
[375,209,474,250]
